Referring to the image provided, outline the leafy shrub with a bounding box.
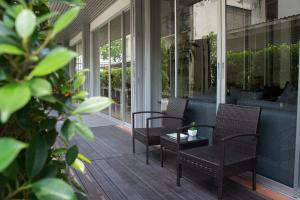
[0,1,112,199]
[227,43,299,90]
[100,65,131,89]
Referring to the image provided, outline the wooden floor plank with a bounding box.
[72,124,267,200]
[117,155,210,200]
[95,159,165,200]
[75,168,108,200]
[86,163,128,200]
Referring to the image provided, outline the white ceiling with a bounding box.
[49,0,116,41]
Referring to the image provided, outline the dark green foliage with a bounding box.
[0,1,112,199]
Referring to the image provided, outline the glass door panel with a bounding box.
[110,15,123,120]
[177,0,217,99]
[99,24,109,114]
[125,10,132,123]
[225,0,299,187]
[161,0,175,111]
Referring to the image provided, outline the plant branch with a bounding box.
[4,184,32,200]
[32,34,52,57]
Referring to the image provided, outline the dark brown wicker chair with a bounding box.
[132,98,189,164]
[176,104,261,200]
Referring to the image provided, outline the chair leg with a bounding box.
[146,144,149,165]
[160,146,164,167]
[252,167,256,191]
[132,136,135,154]
[217,177,224,200]
[177,163,182,186]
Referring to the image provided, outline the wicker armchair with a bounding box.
[176,104,261,200]
[132,98,189,164]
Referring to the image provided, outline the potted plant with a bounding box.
[0,1,113,199]
[188,122,197,137]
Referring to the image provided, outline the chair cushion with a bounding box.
[180,146,255,166]
[134,127,174,145]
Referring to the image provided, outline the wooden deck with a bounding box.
[72,118,269,200]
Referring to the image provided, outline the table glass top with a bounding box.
[162,133,208,143]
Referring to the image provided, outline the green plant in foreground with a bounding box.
[0,0,113,199]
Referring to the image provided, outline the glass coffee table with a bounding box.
[160,133,209,167]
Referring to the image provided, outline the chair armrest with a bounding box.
[220,134,259,142]
[132,111,164,129]
[146,116,184,130]
[145,116,184,139]
[147,116,184,122]
[132,111,164,116]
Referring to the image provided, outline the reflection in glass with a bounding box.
[75,42,83,73]
[99,24,109,114]
[110,16,123,120]
[125,11,132,123]
[226,0,299,187]
[177,0,217,99]
[161,0,175,101]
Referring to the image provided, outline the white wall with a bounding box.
[194,0,218,39]
[278,0,300,19]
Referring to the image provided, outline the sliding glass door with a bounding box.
[99,24,109,114]
[92,10,131,123]
[157,0,300,195]
[125,10,132,123]
[177,0,217,99]
[225,0,300,191]
[160,0,175,110]
[159,0,218,110]
[110,16,123,120]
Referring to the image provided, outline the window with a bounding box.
[226,0,300,187]
[92,10,131,123]
[177,0,217,99]
[161,0,175,100]
[110,15,123,120]
[125,10,132,123]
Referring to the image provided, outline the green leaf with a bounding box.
[61,119,76,140]
[0,83,31,123]
[0,68,7,81]
[32,178,77,200]
[73,97,113,114]
[75,122,95,141]
[73,72,86,90]
[29,47,77,78]
[0,0,9,9]
[66,145,78,165]
[39,164,59,178]
[60,0,85,6]
[39,118,57,131]
[37,12,58,25]
[28,78,52,97]
[0,35,20,46]
[71,159,85,174]
[26,134,49,178]
[52,148,67,156]
[0,138,28,172]
[2,159,19,180]
[72,91,88,100]
[15,9,36,39]
[39,95,57,103]
[0,44,23,55]
[6,4,24,18]
[3,14,14,28]
[78,153,91,164]
[0,22,15,37]
[51,7,80,38]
